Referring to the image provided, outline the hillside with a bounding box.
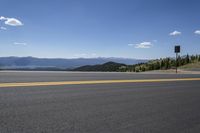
[124,54,200,72]
[179,62,200,71]
[72,62,127,72]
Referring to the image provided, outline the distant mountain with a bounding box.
[73,62,127,72]
[0,56,147,69]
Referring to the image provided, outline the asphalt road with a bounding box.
[0,71,200,133]
[1,71,200,83]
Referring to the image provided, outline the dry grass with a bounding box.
[179,62,200,69]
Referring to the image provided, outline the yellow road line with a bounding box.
[0,78,200,88]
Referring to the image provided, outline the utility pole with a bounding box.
[174,45,180,73]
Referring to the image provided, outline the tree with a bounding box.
[198,55,200,62]
[185,54,190,64]
[160,60,164,69]
[164,58,170,69]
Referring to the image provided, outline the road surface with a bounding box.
[0,71,200,133]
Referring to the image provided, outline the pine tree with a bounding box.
[186,54,190,64]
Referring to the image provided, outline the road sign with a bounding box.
[175,45,180,53]
[174,45,180,73]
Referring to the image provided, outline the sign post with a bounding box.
[174,45,180,73]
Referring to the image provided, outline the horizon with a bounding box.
[0,56,149,60]
[1,53,197,60]
[1,0,200,59]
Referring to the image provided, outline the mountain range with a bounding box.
[0,56,148,69]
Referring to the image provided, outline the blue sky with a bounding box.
[0,0,200,59]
